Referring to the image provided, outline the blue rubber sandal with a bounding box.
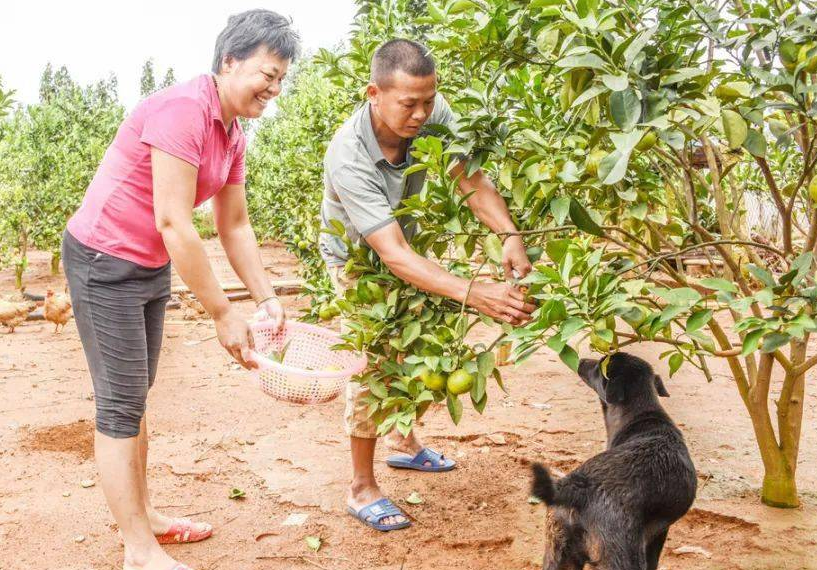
[385,447,456,472]
[347,498,412,532]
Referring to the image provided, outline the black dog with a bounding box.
[531,352,696,570]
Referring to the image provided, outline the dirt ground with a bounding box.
[1,240,816,570]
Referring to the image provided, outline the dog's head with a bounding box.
[578,352,669,406]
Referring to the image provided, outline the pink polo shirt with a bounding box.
[67,74,246,268]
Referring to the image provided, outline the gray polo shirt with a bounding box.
[319,94,455,267]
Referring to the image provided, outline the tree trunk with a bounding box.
[15,263,24,290]
[761,462,799,508]
[744,355,801,508]
[51,251,61,276]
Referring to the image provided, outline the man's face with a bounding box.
[368,70,437,139]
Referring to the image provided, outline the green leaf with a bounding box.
[609,88,641,131]
[477,351,496,378]
[686,309,713,333]
[722,110,748,149]
[559,345,580,371]
[747,264,775,287]
[742,128,766,157]
[405,491,424,505]
[569,198,604,236]
[622,26,657,69]
[499,162,513,190]
[740,329,764,356]
[550,196,570,225]
[402,321,421,347]
[305,536,322,553]
[597,150,629,185]
[571,84,608,108]
[447,393,463,425]
[484,234,504,264]
[560,316,586,341]
[760,332,790,353]
[600,73,629,91]
[668,353,683,377]
[228,488,246,500]
[556,53,608,71]
[698,277,738,294]
[654,287,702,306]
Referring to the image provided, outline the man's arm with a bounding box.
[450,163,532,280]
[365,222,534,325]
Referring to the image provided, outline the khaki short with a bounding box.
[328,266,380,439]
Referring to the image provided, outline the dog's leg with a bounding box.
[542,509,583,570]
[645,529,668,570]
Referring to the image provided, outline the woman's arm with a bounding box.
[213,183,284,330]
[151,147,257,368]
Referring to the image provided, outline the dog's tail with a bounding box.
[531,463,588,510]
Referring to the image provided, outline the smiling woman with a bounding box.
[61,9,300,570]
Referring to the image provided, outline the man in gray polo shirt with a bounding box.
[321,39,535,531]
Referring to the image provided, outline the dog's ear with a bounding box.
[654,374,670,397]
[603,376,627,404]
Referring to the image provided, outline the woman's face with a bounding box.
[219,47,290,119]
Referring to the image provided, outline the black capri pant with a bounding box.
[62,230,171,438]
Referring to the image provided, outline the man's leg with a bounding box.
[330,266,407,527]
[345,382,406,527]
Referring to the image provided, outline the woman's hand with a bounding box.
[257,296,285,333]
[214,306,257,369]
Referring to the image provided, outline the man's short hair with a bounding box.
[371,39,436,88]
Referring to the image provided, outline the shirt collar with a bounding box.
[206,74,241,144]
[360,102,386,164]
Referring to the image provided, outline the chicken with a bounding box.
[0,300,30,333]
[178,292,208,321]
[44,289,72,333]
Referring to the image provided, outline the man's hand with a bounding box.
[214,307,257,370]
[467,281,536,326]
[502,235,532,281]
[257,297,285,333]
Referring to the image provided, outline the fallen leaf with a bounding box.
[487,433,507,445]
[282,513,309,526]
[80,479,95,488]
[527,495,542,505]
[305,536,322,552]
[74,535,86,543]
[228,488,246,500]
[406,491,424,505]
[673,545,712,559]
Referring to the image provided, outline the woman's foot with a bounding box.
[123,542,191,570]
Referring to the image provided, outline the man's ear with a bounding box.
[366,82,379,101]
[654,374,670,397]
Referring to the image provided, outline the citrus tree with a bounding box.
[246,58,354,309]
[0,67,123,286]
[316,0,817,508]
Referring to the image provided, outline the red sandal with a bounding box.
[156,518,212,545]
